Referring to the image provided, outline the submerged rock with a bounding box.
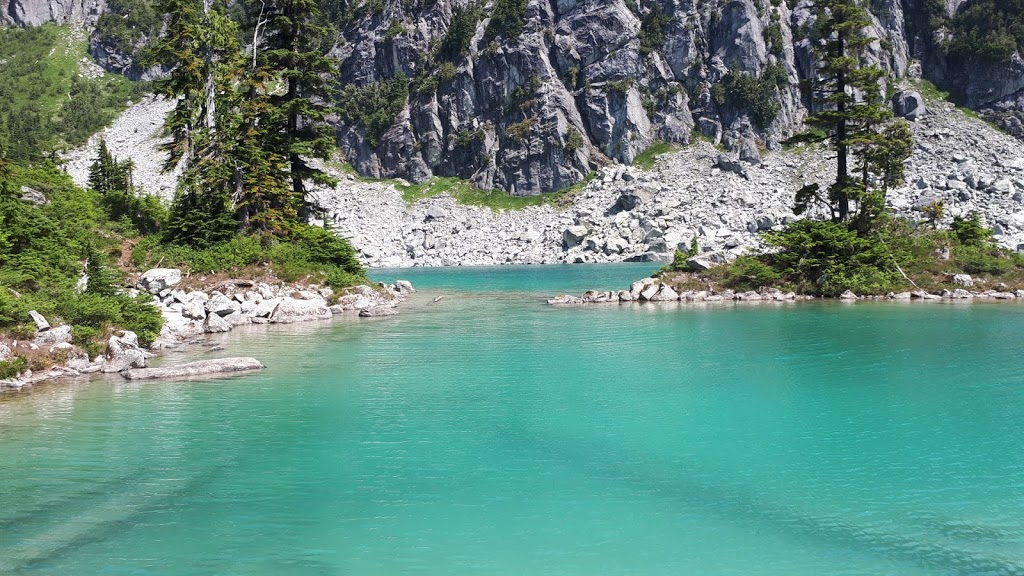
[359,306,398,317]
[122,358,266,381]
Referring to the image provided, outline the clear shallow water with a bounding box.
[2,264,1024,575]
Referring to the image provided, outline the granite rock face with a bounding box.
[1,0,105,26]
[325,0,1024,193]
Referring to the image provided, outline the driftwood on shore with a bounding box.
[121,358,266,381]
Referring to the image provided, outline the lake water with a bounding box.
[2,264,1024,575]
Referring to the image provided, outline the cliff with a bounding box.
[329,0,1023,193]
[1,0,103,26]
[9,0,1024,194]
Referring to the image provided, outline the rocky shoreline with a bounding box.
[0,269,414,392]
[548,277,1024,306]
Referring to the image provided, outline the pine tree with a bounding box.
[793,0,912,229]
[88,139,118,193]
[232,63,297,236]
[83,242,119,296]
[257,0,339,219]
[150,0,246,246]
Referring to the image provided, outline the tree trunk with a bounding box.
[202,0,217,131]
[835,31,849,222]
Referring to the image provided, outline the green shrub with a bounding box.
[506,117,536,142]
[384,20,406,41]
[639,4,671,55]
[950,212,993,246]
[723,255,781,290]
[948,0,1024,63]
[58,292,163,347]
[0,25,141,159]
[607,78,634,95]
[760,219,902,295]
[135,225,365,289]
[955,245,1015,275]
[665,235,699,272]
[338,72,410,147]
[485,0,528,42]
[440,6,482,60]
[94,0,160,57]
[0,356,27,380]
[716,65,787,129]
[566,126,584,153]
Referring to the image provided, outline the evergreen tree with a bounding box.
[793,0,912,229]
[232,74,297,236]
[88,139,118,193]
[150,0,246,245]
[257,0,339,219]
[83,242,119,296]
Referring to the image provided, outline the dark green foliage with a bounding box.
[440,5,482,60]
[57,292,164,347]
[257,0,341,213]
[799,0,910,227]
[505,117,536,142]
[950,212,993,246]
[758,219,902,295]
[639,3,671,55]
[948,0,1024,62]
[955,245,1016,274]
[339,73,410,147]
[385,20,407,41]
[716,65,786,129]
[101,190,167,235]
[94,0,161,58]
[87,139,133,193]
[0,164,164,349]
[607,78,634,95]
[723,255,781,291]
[133,224,364,287]
[485,0,528,42]
[0,357,28,380]
[0,25,140,161]
[88,139,166,234]
[566,126,584,153]
[164,188,239,248]
[667,235,699,271]
[84,242,119,296]
[764,10,784,55]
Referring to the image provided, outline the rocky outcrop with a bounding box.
[146,271,409,349]
[100,330,151,373]
[324,0,1024,193]
[334,0,808,193]
[1,0,104,26]
[318,95,1024,267]
[122,357,266,381]
[138,268,182,293]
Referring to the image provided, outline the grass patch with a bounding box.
[632,140,678,170]
[910,79,991,123]
[395,173,596,211]
[0,24,143,160]
[130,225,366,290]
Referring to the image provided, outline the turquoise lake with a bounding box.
[2,264,1024,575]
